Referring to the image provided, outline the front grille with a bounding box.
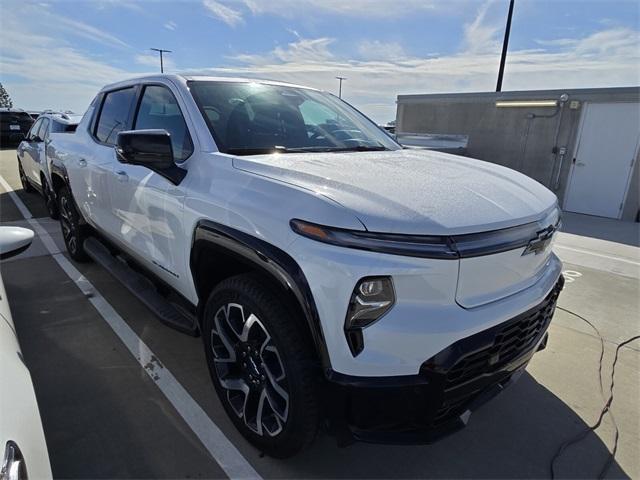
[445,287,559,389]
[430,280,563,425]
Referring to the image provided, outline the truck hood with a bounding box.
[232,149,557,235]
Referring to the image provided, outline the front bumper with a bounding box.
[325,275,564,444]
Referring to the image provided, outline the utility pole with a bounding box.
[496,0,514,92]
[335,76,347,98]
[150,48,172,73]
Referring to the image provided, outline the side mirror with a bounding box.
[116,130,187,185]
[0,226,34,260]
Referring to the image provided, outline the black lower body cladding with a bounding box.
[325,276,564,444]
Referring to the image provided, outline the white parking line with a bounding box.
[0,174,261,480]
[554,244,640,266]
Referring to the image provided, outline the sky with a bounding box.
[0,0,638,123]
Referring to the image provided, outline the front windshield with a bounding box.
[189,81,400,155]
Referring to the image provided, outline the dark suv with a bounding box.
[0,108,34,147]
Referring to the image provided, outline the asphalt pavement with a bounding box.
[1,147,638,479]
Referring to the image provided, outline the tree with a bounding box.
[0,83,13,108]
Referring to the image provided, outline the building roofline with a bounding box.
[397,86,640,103]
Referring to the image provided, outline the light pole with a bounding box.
[335,76,347,98]
[496,0,514,92]
[150,48,172,73]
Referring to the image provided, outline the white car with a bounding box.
[16,112,82,219]
[0,226,52,479]
[47,75,563,457]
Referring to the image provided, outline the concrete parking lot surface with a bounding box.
[1,147,638,478]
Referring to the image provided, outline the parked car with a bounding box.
[17,111,82,218]
[47,75,563,457]
[0,109,33,147]
[0,226,53,479]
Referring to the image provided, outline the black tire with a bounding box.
[58,186,90,262]
[42,177,59,219]
[18,159,34,193]
[202,274,320,458]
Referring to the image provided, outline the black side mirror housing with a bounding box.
[116,129,187,185]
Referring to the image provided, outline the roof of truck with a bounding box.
[101,74,319,93]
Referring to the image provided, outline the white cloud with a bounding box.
[358,40,406,61]
[203,0,244,27]
[463,0,501,54]
[93,0,144,11]
[164,21,178,31]
[14,2,129,49]
[135,52,176,72]
[239,0,455,18]
[52,14,130,49]
[0,8,138,112]
[198,27,639,122]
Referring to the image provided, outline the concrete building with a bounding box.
[396,87,640,221]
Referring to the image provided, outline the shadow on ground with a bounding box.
[0,189,49,222]
[274,372,628,479]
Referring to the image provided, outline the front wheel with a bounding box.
[18,159,34,193]
[202,274,320,458]
[42,177,59,219]
[58,186,90,262]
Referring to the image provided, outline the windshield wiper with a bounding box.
[323,145,389,152]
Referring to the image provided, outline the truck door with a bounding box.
[109,83,192,292]
[75,87,137,231]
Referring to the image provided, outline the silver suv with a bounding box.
[17,111,82,218]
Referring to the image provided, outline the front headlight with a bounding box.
[344,276,395,356]
[290,219,456,259]
[1,441,27,480]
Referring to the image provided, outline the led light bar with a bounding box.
[495,100,558,108]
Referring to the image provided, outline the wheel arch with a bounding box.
[191,220,332,374]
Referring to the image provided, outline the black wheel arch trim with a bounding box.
[191,219,332,373]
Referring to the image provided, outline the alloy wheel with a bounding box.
[210,303,289,437]
[59,195,77,254]
[44,181,56,217]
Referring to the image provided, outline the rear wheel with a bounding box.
[42,177,59,219]
[202,274,320,458]
[58,186,90,262]
[18,160,34,193]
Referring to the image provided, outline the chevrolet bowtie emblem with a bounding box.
[522,225,556,256]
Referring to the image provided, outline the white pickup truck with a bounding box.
[47,74,563,457]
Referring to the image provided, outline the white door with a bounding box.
[564,102,639,218]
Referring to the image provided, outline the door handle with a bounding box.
[576,162,586,167]
[78,158,87,167]
[115,170,129,182]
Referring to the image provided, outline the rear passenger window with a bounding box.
[38,118,50,140]
[95,88,135,145]
[134,85,193,161]
[28,119,42,141]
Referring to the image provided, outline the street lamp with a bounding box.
[150,48,172,73]
[335,76,347,98]
[496,0,515,92]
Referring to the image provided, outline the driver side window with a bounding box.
[134,85,194,162]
